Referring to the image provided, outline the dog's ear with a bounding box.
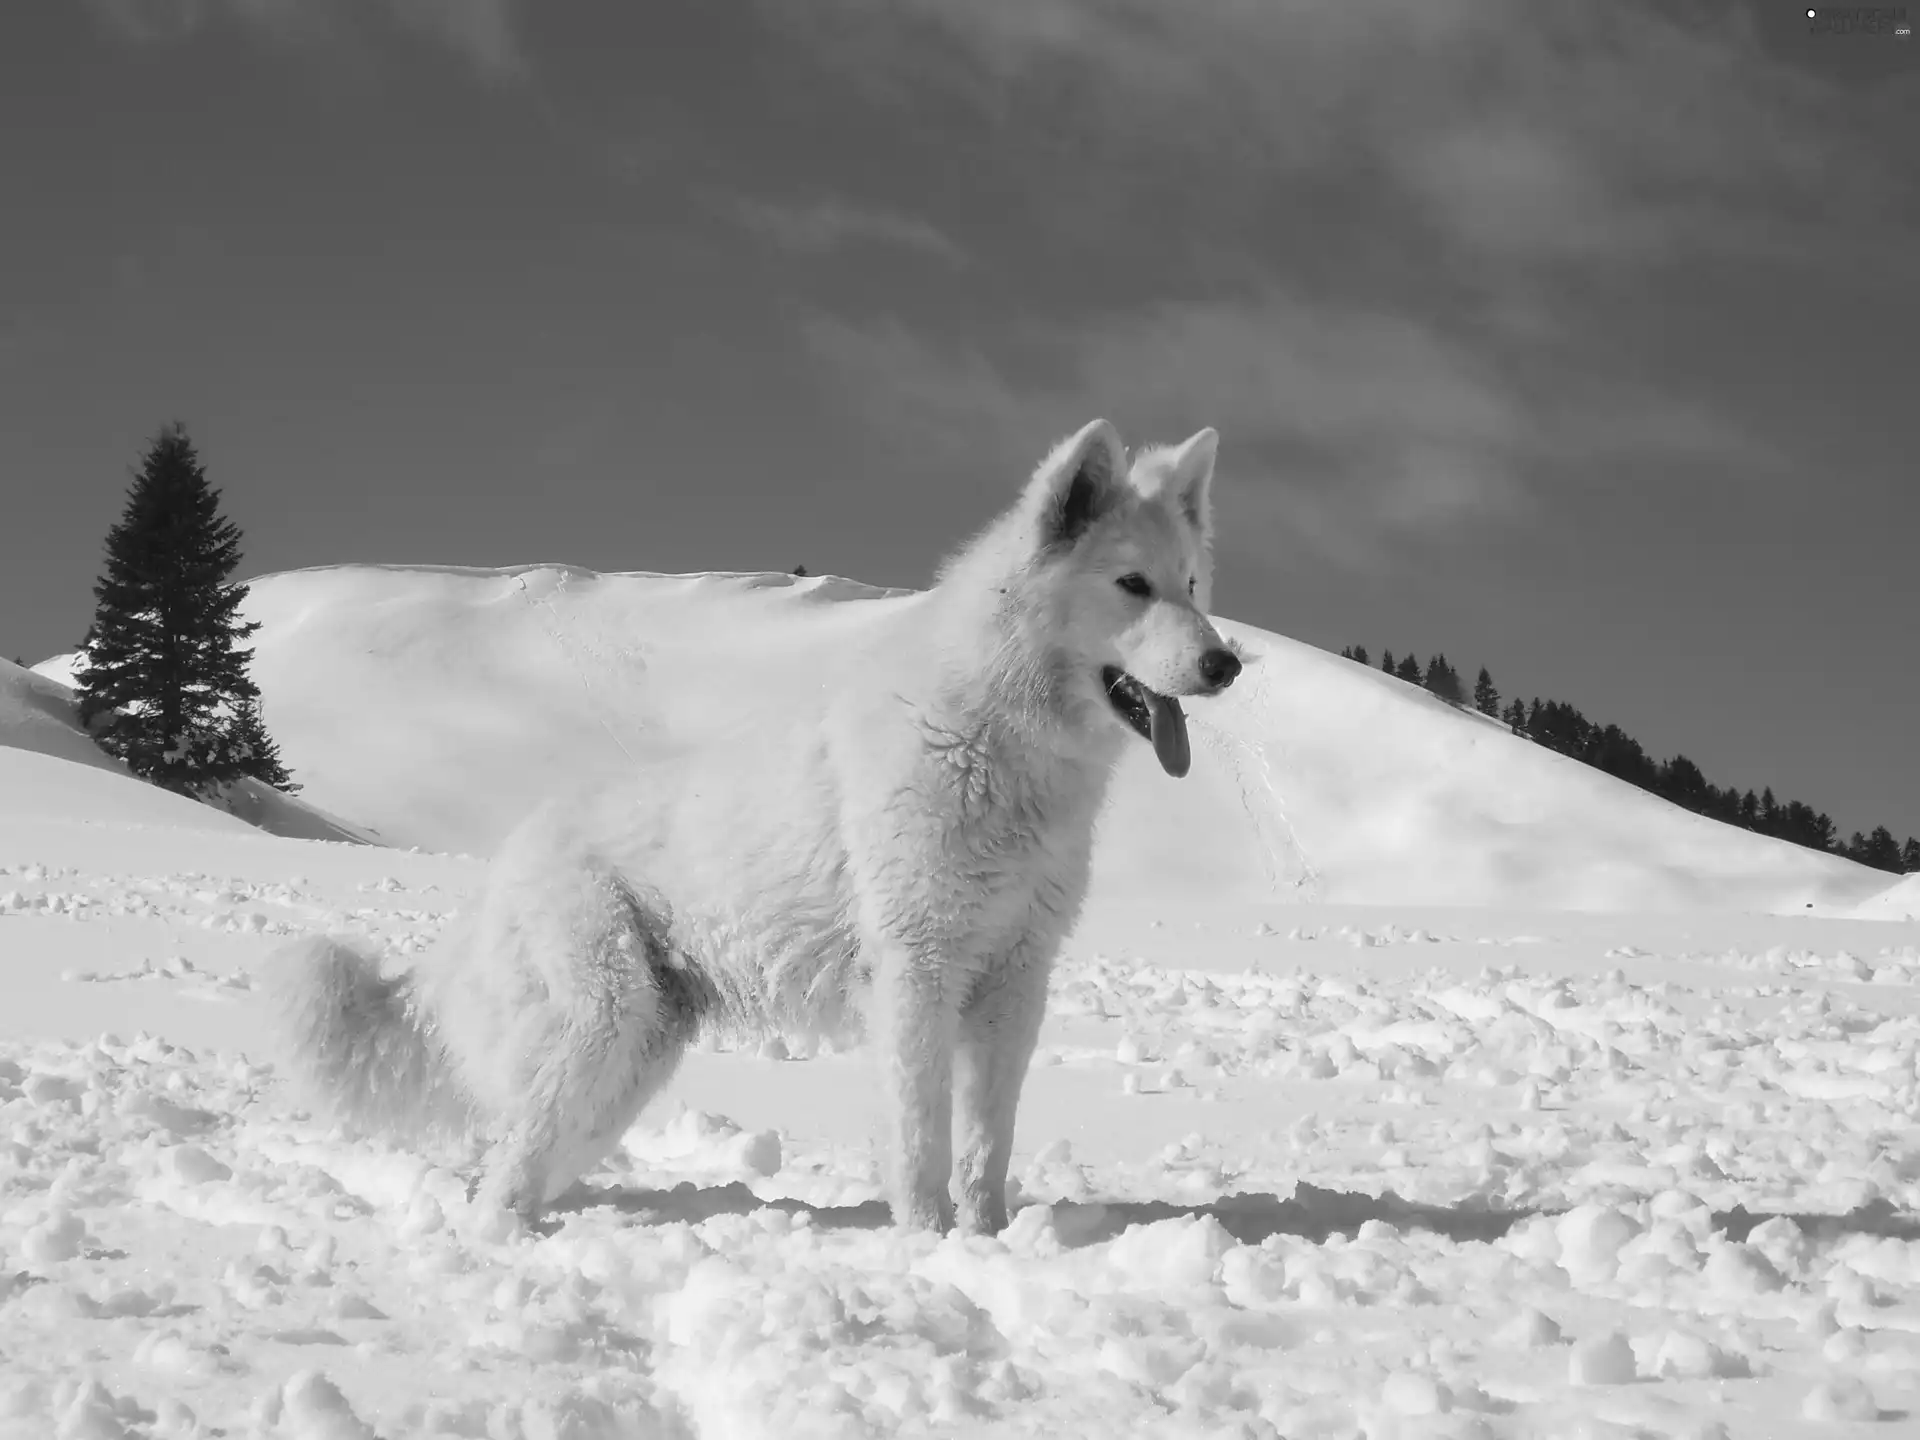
[1031,419,1126,550]
[1164,427,1219,540]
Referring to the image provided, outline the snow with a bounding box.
[3,562,1918,1437]
[228,563,1890,913]
[2,659,375,848]
[1851,875,1920,923]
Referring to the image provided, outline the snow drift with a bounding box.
[167,562,1888,914]
[1,657,374,845]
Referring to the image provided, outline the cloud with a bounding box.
[802,293,1765,565]
[765,0,1882,570]
[79,0,526,82]
[386,0,522,81]
[772,0,1907,273]
[726,197,966,266]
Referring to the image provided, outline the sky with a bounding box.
[1,0,1915,844]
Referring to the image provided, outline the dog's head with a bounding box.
[1019,418,1240,778]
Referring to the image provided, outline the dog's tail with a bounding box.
[258,936,471,1141]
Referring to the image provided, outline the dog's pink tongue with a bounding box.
[1148,692,1190,778]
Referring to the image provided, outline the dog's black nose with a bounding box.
[1199,647,1241,691]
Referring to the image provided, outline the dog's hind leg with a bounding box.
[471,869,705,1219]
[953,950,1053,1236]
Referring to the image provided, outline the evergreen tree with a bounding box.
[227,694,297,791]
[792,564,809,577]
[1351,645,1369,667]
[1473,666,1499,716]
[1418,651,1909,867]
[77,424,296,797]
[1380,649,1395,675]
[1339,646,1353,660]
[1422,653,1464,704]
[1858,825,1904,873]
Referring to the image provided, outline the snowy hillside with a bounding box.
[217,562,1887,914]
[1,658,375,847]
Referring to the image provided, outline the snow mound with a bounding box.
[0,746,257,835]
[1852,873,1920,922]
[210,563,1885,914]
[0,658,373,846]
[28,650,87,689]
[1,657,126,774]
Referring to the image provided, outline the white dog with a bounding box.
[262,419,1241,1233]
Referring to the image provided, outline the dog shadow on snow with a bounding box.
[550,1181,1920,1249]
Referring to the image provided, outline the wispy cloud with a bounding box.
[726,196,967,266]
[79,0,527,82]
[385,0,522,82]
[773,0,1907,273]
[802,293,1766,566]
[764,0,1894,569]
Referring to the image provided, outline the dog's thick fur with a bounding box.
[262,419,1239,1233]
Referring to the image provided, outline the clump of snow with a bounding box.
[1567,1330,1637,1385]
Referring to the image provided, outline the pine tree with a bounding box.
[1380,649,1395,675]
[1904,837,1920,874]
[1859,826,1903,873]
[227,694,297,791]
[1351,645,1369,667]
[792,564,809,577]
[1338,646,1353,660]
[1422,653,1464,704]
[1395,653,1421,684]
[1473,666,1499,716]
[1502,698,1526,732]
[77,424,296,797]
[1738,789,1759,830]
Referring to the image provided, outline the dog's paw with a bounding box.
[895,1192,957,1234]
[957,1197,1009,1237]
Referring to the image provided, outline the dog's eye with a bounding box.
[1116,573,1152,598]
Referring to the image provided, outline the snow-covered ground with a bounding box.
[5,565,1918,1438]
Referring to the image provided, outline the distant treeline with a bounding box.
[1338,645,1919,876]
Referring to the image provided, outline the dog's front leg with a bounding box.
[870,939,958,1232]
[954,949,1051,1235]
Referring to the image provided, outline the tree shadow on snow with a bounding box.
[552,1180,894,1232]
[549,1179,1525,1244]
[1713,1197,1920,1244]
[1046,1183,1534,1248]
[550,1180,1920,1252]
